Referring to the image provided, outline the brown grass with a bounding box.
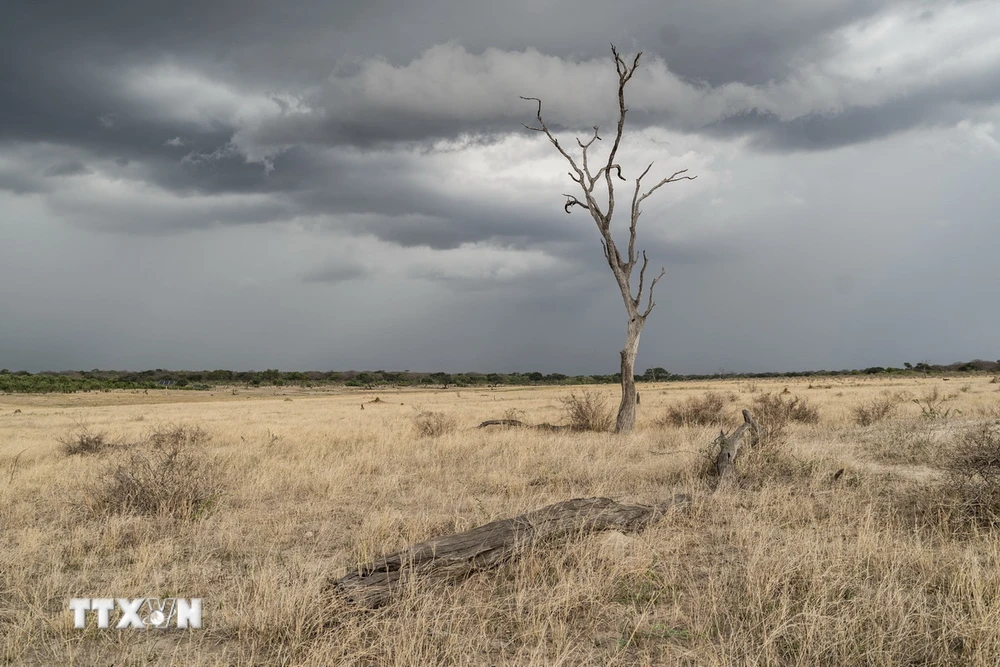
[559,389,614,432]
[852,390,906,426]
[411,410,458,437]
[661,391,733,427]
[1,377,1000,664]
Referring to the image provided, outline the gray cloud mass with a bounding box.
[1,0,998,373]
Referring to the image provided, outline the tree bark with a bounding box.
[714,409,760,481]
[616,318,642,433]
[332,495,690,608]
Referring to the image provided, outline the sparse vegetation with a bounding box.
[864,419,935,465]
[412,410,458,437]
[559,390,614,432]
[661,391,732,427]
[913,386,960,419]
[3,376,1000,664]
[749,391,820,445]
[85,425,220,520]
[58,426,116,455]
[941,421,1000,526]
[852,391,905,426]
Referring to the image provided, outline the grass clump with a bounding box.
[853,391,905,426]
[559,390,614,432]
[749,392,820,445]
[412,411,458,438]
[913,386,960,420]
[662,392,731,427]
[87,425,220,520]
[941,421,1000,527]
[59,426,116,456]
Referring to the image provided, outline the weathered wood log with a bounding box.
[476,419,574,432]
[477,419,528,428]
[333,495,690,607]
[714,409,760,480]
[533,423,572,432]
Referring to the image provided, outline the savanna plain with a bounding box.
[3,375,1000,665]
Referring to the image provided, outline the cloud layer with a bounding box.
[1,0,998,372]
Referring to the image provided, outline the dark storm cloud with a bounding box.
[2,0,1000,374]
[6,0,989,179]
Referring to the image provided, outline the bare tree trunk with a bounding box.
[521,46,695,438]
[714,409,760,482]
[616,319,642,433]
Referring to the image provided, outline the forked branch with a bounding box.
[522,45,694,328]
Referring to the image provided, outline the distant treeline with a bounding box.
[1,360,998,394]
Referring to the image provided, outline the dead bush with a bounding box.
[940,421,1000,527]
[87,425,220,520]
[661,392,730,427]
[559,390,614,432]
[412,411,458,438]
[750,392,820,446]
[59,426,116,456]
[852,392,904,427]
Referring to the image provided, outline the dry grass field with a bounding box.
[2,376,1000,665]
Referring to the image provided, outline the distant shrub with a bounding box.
[59,427,116,456]
[87,425,220,520]
[852,392,904,427]
[559,390,614,432]
[662,392,731,427]
[413,411,457,438]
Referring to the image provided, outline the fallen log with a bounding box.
[477,419,527,428]
[476,419,573,432]
[333,495,690,607]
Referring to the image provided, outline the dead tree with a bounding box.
[333,495,690,607]
[522,45,696,434]
[714,409,760,481]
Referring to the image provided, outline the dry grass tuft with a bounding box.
[662,391,732,427]
[864,420,936,465]
[852,391,905,426]
[412,410,458,437]
[912,386,960,420]
[749,392,820,446]
[86,425,221,520]
[941,421,1000,527]
[559,390,614,432]
[58,426,117,455]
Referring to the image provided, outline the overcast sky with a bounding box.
[2,0,998,374]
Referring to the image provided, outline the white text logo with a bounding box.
[69,598,202,629]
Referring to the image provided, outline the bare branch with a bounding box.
[635,250,650,307]
[642,267,666,318]
[578,126,601,183]
[637,169,697,208]
[522,96,609,226]
[603,45,642,225]
[622,163,658,269]
[563,195,589,214]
